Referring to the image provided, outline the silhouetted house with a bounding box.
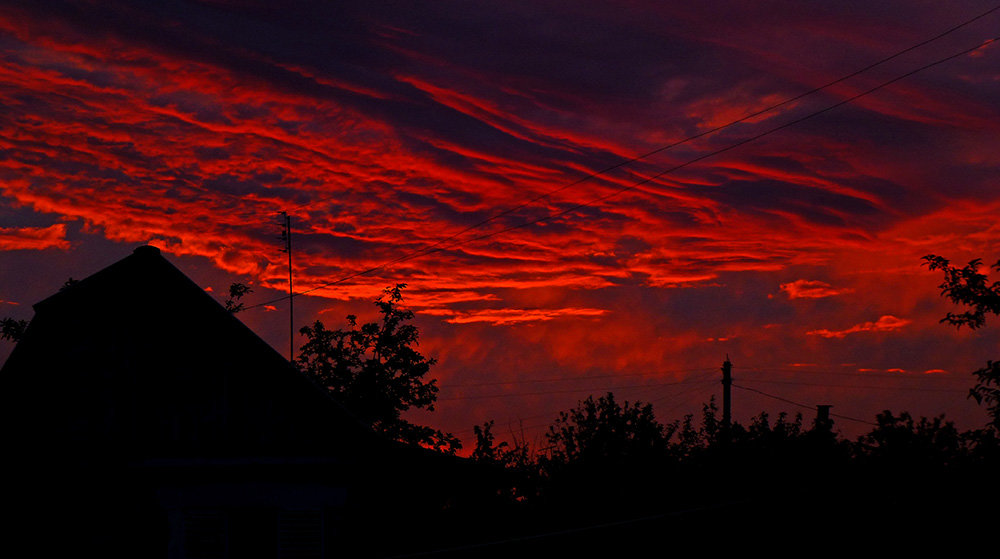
[0,246,480,558]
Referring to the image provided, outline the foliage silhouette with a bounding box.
[0,317,28,343]
[465,390,998,550]
[471,419,538,504]
[471,419,507,463]
[296,284,460,453]
[223,282,253,313]
[923,255,1000,329]
[736,410,806,459]
[924,254,1000,430]
[543,392,668,467]
[855,410,966,467]
[846,409,999,532]
[532,392,674,516]
[970,360,1000,431]
[472,419,533,470]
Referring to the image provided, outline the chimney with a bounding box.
[814,405,833,432]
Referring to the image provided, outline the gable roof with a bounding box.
[0,245,384,461]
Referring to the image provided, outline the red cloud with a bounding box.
[3,4,992,314]
[807,315,912,338]
[428,307,608,326]
[780,279,853,299]
[0,224,69,250]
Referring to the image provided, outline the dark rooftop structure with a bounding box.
[0,245,483,558]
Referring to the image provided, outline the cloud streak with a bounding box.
[807,315,913,338]
[0,224,69,251]
[428,307,609,326]
[779,280,853,299]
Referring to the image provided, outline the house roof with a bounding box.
[0,245,389,461]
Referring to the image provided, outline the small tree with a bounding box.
[924,255,1000,430]
[296,284,460,453]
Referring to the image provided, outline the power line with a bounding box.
[242,34,999,311]
[429,36,999,252]
[277,3,1000,234]
[649,381,719,416]
[733,383,877,425]
[445,365,962,438]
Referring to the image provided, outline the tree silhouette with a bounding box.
[924,255,1000,430]
[223,282,253,313]
[543,392,667,467]
[855,411,966,467]
[923,255,1000,329]
[536,392,672,514]
[0,317,28,343]
[746,410,803,443]
[296,284,460,453]
[969,360,1000,431]
[472,419,532,469]
[471,419,537,503]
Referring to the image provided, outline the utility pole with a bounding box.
[280,211,293,362]
[721,356,732,440]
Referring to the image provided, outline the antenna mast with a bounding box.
[280,211,293,362]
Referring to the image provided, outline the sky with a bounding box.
[1,0,999,448]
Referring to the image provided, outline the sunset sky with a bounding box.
[1,1,998,447]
